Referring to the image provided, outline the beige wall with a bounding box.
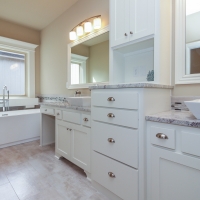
[0,19,41,95]
[88,40,109,83]
[40,0,109,95]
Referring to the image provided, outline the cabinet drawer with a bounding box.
[150,126,176,149]
[182,131,200,157]
[63,111,80,124]
[40,107,55,116]
[93,121,138,168]
[92,90,138,109]
[82,114,91,127]
[92,107,138,128]
[92,151,138,200]
[55,110,62,120]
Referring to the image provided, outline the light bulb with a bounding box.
[76,26,84,36]
[84,22,92,33]
[69,31,77,40]
[93,17,101,29]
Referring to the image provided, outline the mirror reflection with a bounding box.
[71,32,109,85]
[186,0,200,75]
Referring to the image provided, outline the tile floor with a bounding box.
[0,140,109,200]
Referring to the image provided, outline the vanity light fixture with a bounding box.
[69,15,102,40]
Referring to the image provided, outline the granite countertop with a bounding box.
[146,110,200,128]
[39,102,91,112]
[89,83,174,90]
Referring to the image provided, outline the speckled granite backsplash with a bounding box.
[37,95,68,102]
[171,96,200,111]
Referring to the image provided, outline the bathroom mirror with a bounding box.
[175,0,200,84]
[67,26,109,89]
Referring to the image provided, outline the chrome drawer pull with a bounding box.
[66,128,69,130]
[107,113,115,118]
[108,138,115,143]
[108,172,116,178]
[45,109,47,111]
[107,97,115,102]
[69,129,72,131]
[57,113,60,116]
[83,118,88,122]
[156,133,168,139]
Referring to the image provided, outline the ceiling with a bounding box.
[0,0,79,30]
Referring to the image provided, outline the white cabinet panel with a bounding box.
[181,131,200,157]
[71,126,91,172]
[63,111,80,124]
[93,121,138,168]
[92,90,138,109]
[56,124,71,160]
[92,151,138,200]
[151,147,200,200]
[110,0,130,47]
[129,0,155,41]
[150,126,176,149]
[93,107,138,128]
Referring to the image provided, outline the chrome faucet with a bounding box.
[3,85,9,112]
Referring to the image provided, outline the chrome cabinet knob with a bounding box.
[69,129,72,131]
[156,133,168,139]
[125,33,127,36]
[107,113,115,118]
[66,128,69,130]
[107,97,115,102]
[130,31,133,34]
[108,172,116,178]
[45,109,47,111]
[83,118,88,122]
[57,113,60,116]
[108,138,115,143]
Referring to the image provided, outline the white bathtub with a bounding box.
[0,109,40,148]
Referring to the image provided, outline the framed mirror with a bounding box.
[175,0,200,84]
[67,26,109,89]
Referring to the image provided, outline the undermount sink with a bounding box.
[184,99,200,119]
[67,96,91,107]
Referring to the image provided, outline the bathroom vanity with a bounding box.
[146,111,200,200]
[40,103,92,179]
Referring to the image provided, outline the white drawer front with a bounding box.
[182,131,200,157]
[82,114,91,127]
[92,107,138,128]
[92,152,138,200]
[150,126,176,149]
[55,110,62,120]
[63,111,80,124]
[93,121,138,168]
[41,107,55,116]
[92,90,138,109]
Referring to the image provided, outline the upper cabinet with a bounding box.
[109,0,172,85]
[110,0,155,47]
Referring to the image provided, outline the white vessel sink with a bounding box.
[67,96,91,107]
[185,99,200,119]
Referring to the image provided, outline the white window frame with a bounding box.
[0,36,38,97]
[71,53,88,84]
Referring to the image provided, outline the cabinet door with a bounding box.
[71,126,91,172]
[110,0,130,47]
[129,0,155,41]
[56,124,71,160]
[151,147,200,200]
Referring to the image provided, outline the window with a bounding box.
[71,54,88,85]
[0,36,38,97]
[0,50,25,95]
[71,62,80,84]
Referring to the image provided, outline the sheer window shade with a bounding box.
[0,50,25,95]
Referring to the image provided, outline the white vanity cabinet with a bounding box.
[147,122,200,200]
[91,87,171,200]
[110,0,155,47]
[40,106,91,176]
